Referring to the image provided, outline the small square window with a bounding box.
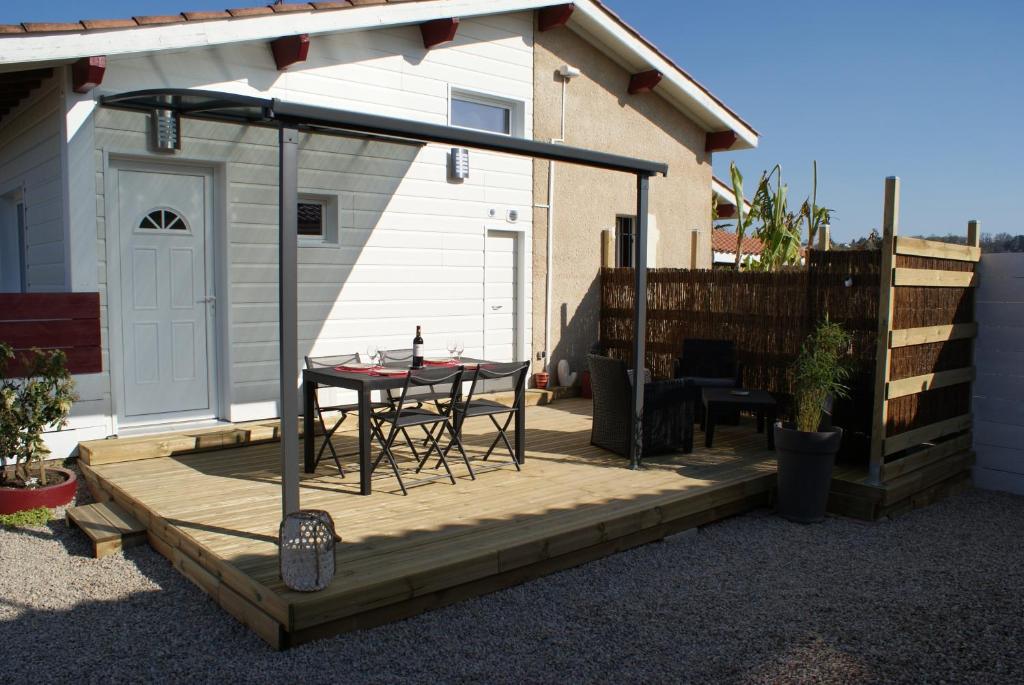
[297,201,324,238]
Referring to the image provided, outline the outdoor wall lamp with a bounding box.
[449,147,470,180]
[151,108,181,152]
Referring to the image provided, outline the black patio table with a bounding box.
[701,387,777,450]
[302,358,525,495]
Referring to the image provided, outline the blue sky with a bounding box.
[1,0,1020,241]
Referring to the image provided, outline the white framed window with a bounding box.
[449,89,524,137]
[297,193,339,247]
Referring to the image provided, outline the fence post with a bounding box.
[869,176,899,485]
[601,229,615,268]
[967,219,981,248]
[817,223,831,251]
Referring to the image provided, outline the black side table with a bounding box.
[701,387,777,450]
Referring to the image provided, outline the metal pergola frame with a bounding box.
[101,89,668,518]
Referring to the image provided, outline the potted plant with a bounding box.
[0,343,78,515]
[773,320,850,523]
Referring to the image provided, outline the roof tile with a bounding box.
[310,1,355,9]
[227,7,275,17]
[21,21,84,33]
[0,24,26,34]
[347,0,389,5]
[712,229,764,256]
[133,15,187,25]
[80,18,138,30]
[269,3,315,12]
[181,10,231,21]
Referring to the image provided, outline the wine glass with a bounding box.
[365,343,379,367]
[446,338,458,361]
[454,339,465,362]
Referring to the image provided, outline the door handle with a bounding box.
[491,305,503,311]
[197,296,216,304]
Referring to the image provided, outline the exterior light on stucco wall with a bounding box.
[151,108,181,152]
[449,147,470,180]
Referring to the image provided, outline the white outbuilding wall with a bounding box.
[85,12,535,427]
[973,253,1024,495]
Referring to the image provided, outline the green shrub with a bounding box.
[793,320,852,432]
[0,343,76,487]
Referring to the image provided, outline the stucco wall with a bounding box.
[531,25,713,380]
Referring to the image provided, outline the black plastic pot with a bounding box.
[773,423,843,523]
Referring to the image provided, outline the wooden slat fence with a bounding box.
[0,293,102,377]
[869,177,979,483]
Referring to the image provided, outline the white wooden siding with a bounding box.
[0,71,66,292]
[90,14,534,422]
[973,253,1024,495]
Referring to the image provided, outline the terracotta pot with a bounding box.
[533,372,549,389]
[0,466,77,515]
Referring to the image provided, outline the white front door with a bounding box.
[484,230,519,362]
[116,166,214,421]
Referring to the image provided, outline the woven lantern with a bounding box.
[279,510,339,592]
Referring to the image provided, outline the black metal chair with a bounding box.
[588,354,693,458]
[304,353,389,476]
[379,348,453,410]
[370,367,472,495]
[448,361,530,471]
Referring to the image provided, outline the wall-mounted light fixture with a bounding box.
[151,108,181,152]
[449,147,469,180]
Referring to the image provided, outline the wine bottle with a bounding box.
[412,325,424,368]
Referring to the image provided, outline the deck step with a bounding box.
[67,501,147,558]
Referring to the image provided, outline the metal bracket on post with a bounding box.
[629,173,651,470]
[279,124,300,517]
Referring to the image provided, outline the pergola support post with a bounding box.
[279,124,300,517]
[629,173,650,470]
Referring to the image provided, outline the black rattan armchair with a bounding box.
[673,339,741,424]
[587,354,693,459]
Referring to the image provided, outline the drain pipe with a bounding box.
[540,64,580,373]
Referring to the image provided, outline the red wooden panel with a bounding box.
[4,347,102,377]
[0,292,100,320]
[0,293,102,377]
[0,320,101,348]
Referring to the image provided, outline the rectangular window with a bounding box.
[616,215,635,268]
[297,201,324,238]
[0,194,27,292]
[450,90,522,136]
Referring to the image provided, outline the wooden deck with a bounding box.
[81,398,778,648]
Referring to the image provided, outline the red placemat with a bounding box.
[335,365,375,373]
[423,359,458,367]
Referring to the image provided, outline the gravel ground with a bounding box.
[2,472,1023,685]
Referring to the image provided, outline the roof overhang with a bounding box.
[712,175,752,214]
[1,0,758,149]
[100,88,669,176]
